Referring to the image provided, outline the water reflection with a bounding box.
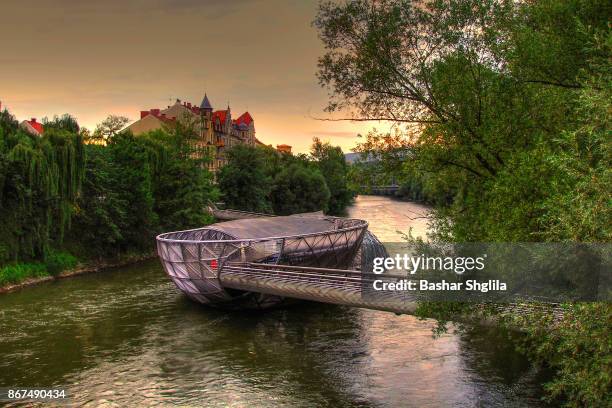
[0,196,546,407]
[347,195,430,241]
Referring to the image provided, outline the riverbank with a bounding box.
[0,251,155,294]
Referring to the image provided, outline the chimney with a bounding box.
[141,110,149,119]
[151,108,160,116]
[31,118,37,123]
[187,102,191,108]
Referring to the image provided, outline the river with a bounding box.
[0,196,547,407]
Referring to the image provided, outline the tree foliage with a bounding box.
[315,0,610,241]
[43,114,80,134]
[71,128,217,256]
[0,120,84,263]
[0,107,217,261]
[310,137,353,215]
[315,0,611,405]
[91,115,130,143]
[217,144,273,213]
[270,163,330,215]
[218,140,351,216]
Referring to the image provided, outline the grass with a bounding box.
[0,263,49,286]
[0,251,78,287]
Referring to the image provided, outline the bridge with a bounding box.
[219,262,418,315]
[157,208,565,320]
[157,208,418,312]
[362,185,400,196]
[157,210,562,318]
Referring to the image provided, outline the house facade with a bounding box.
[125,93,264,173]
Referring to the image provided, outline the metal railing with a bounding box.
[156,218,370,308]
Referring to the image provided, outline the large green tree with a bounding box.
[71,144,127,256]
[310,137,353,215]
[146,128,217,232]
[217,145,272,213]
[104,132,158,251]
[71,127,218,256]
[270,163,330,215]
[0,114,84,263]
[315,0,610,241]
[315,0,611,405]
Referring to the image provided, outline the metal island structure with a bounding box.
[156,208,418,314]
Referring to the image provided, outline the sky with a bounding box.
[0,0,388,153]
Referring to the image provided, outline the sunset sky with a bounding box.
[0,0,390,153]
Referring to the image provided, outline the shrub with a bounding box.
[44,251,78,276]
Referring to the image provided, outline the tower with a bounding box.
[225,104,231,134]
[200,93,213,143]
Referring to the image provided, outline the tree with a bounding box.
[104,132,157,251]
[0,108,18,135]
[310,137,353,215]
[92,115,130,143]
[315,1,611,405]
[540,34,611,242]
[71,126,218,256]
[0,120,84,263]
[314,0,609,241]
[145,129,218,232]
[270,163,330,215]
[43,114,80,133]
[217,145,272,213]
[71,144,127,256]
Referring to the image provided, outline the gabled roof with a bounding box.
[126,111,177,135]
[200,94,213,110]
[162,101,198,120]
[213,110,228,123]
[20,119,43,135]
[234,111,253,126]
[28,119,43,134]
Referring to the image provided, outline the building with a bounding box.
[276,144,292,154]
[20,118,44,136]
[125,93,265,173]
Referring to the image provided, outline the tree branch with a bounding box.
[523,79,582,89]
[310,115,441,124]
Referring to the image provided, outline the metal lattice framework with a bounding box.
[156,216,372,309]
[158,210,567,318]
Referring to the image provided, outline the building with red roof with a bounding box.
[125,93,264,172]
[276,144,292,154]
[20,118,44,136]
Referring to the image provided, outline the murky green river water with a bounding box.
[0,196,548,407]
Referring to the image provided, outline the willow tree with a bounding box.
[0,112,84,264]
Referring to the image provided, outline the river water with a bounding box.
[0,196,547,407]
